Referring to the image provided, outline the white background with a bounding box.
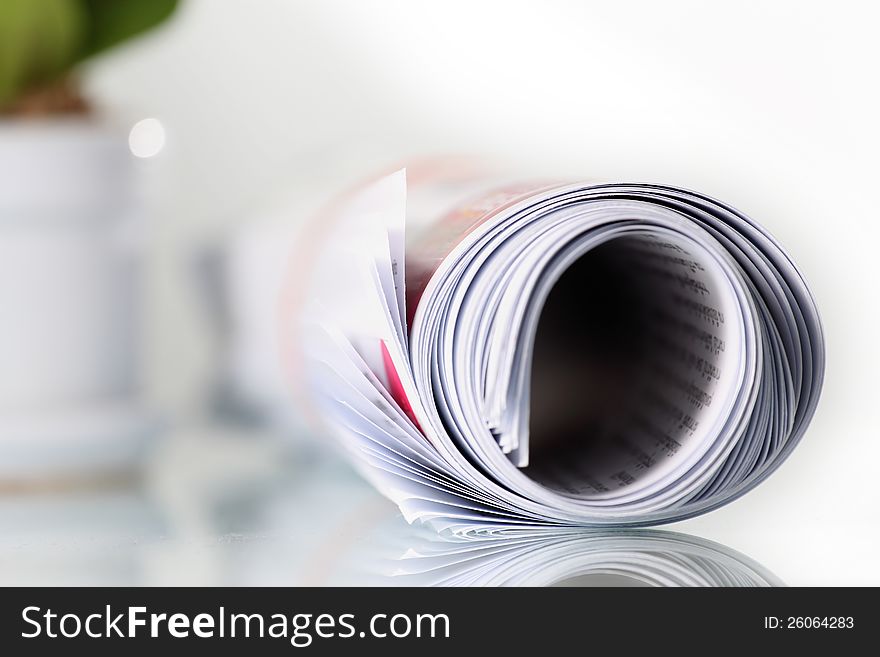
[76,0,880,585]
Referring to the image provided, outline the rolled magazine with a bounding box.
[291,166,824,532]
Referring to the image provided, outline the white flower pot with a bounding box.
[0,119,153,481]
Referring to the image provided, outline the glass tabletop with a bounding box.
[0,422,873,587]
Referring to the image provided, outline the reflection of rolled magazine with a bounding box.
[386,527,782,587]
[293,167,824,530]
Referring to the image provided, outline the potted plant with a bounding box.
[0,0,178,484]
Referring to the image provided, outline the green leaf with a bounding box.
[78,0,179,60]
[0,0,86,107]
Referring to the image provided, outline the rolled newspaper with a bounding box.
[289,165,823,531]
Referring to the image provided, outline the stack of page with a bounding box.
[293,167,824,532]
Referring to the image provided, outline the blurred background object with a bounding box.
[0,0,178,482]
[0,0,178,114]
[195,203,306,431]
[0,0,878,585]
